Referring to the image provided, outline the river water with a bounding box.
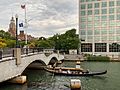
[0,61,120,90]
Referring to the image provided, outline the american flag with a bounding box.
[21,5,25,9]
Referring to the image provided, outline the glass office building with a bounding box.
[79,0,120,56]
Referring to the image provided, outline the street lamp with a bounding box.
[15,14,19,48]
[56,36,59,50]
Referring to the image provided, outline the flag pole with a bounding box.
[25,4,27,45]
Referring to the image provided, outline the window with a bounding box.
[116,22,120,26]
[87,30,93,35]
[88,10,92,15]
[95,43,107,52]
[81,11,86,16]
[109,8,114,14]
[86,0,92,2]
[81,30,86,35]
[116,36,120,41]
[109,21,116,26]
[101,29,107,35]
[80,17,86,22]
[101,16,107,21]
[80,0,85,2]
[94,30,100,35]
[95,36,100,42]
[81,43,92,52]
[81,4,86,9]
[102,2,107,7]
[94,3,99,8]
[109,15,114,20]
[87,23,92,28]
[87,4,92,9]
[87,17,92,22]
[109,36,114,41]
[109,28,115,34]
[117,1,120,6]
[117,14,120,20]
[94,9,99,15]
[109,43,120,52]
[94,16,100,21]
[102,9,107,14]
[101,36,107,41]
[80,23,86,29]
[81,35,86,41]
[94,22,100,27]
[101,22,107,27]
[109,1,114,7]
[116,28,120,34]
[117,7,120,13]
[87,36,93,42]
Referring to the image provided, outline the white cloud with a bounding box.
[0,0,78,38]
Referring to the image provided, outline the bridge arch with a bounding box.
[48,57,58,66]
[23,60,46,71]
[0,53,64,83]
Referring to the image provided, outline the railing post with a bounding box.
[57,50,59,57]
[13,49,14,57]
[0,50,2,59]
[38,48,40,53]
[14,48,21,65]
[32,48,34,53]
[26,48,28,54]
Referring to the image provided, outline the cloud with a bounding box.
[0,0,78,38]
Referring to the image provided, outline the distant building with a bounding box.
[69,49,77,55]
[18,31,25,41]
[8,16,34,41]
[8,17,16,37]
[18,30,34,41]
[79,0,120,57]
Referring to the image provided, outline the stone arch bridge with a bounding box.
[0,48,64,83]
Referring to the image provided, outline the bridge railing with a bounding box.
[0,48,63,60]
[0,48,46,59]
[21,48,44,55]
[0,48,14,59]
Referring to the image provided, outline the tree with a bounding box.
[37,40,53,48]
[57,29,79,51]
[0,38,7,48]
[0,30,15,39]
[5,40,16,48]
[48,28,79,52]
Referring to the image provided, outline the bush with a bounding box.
[87,56,110,61]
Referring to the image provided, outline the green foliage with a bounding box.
[37,40,53,48]
[0,30,15,39]
[87,56,110,61]
[5,40,16,48]
[0,38,7,48]
[0,28,79,50]
[19,41,26,47]
[49,28,79,51]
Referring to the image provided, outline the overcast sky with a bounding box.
[0,0,78,38]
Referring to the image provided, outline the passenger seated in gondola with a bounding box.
[86,69,89,73]
[67,70,71,74]
[59,68,62,72]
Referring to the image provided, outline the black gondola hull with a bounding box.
[45,68,107,76]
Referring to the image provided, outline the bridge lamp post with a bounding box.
[15,14,18,48]
[56,36,59,50]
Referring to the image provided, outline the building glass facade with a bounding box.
[79,0,120,56]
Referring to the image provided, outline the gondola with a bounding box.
[44,67,107,76]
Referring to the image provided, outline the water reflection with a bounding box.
[0,83,27,90]
[0,61,120,90]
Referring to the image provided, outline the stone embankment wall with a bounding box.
[64,54,84,61]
